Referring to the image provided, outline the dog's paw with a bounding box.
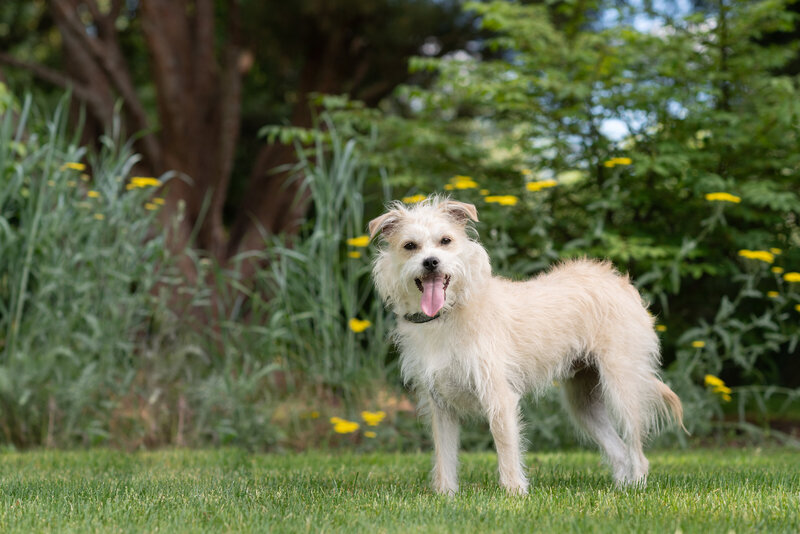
[432,482,458,496]
[501,478,529,495]
[614,475,648,490]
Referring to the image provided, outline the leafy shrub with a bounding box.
[313,0,800,445]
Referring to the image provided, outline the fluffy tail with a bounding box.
[655,380,689,435]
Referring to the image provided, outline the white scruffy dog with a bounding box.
[369,197,684,495]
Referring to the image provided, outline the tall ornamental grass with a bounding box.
[261,119,392,399]
[0,90,169,446]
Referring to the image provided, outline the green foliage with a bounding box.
[0,91,167,446]
[0,91,287,449]
[259,117,392,398]
[324,0,800,442]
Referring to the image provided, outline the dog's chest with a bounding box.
[429,366,482,414]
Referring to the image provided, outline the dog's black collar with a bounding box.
[402,312,441,324]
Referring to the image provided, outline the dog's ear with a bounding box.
[442,200,479,224]
[368,210,401,239]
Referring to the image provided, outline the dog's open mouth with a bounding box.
[414,274,451,317]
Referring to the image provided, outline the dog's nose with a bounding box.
[422,257,439,272]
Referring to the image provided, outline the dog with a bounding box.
[368,196,684,495]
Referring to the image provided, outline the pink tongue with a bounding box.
[421,277,446,317]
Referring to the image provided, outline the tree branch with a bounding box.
[0,52,95,103]
[52,0,162,168]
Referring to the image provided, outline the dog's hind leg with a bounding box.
[593,360,652,487]
[561,365,632,484]
[430,402,460,495]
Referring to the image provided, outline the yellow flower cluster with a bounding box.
[705,192,741,204]
[444,175,478,190]
[655,325,667,332]
[603,157,632,168]
[691,340,706,348]
[526,180,558,192]
[126,176,161,190]
[61,162,86,171]
[349,318,371,333]
[330,417,359,434]
[704,374,732,402]
[738,250,774,264]
[767,291,779,298]
[361,410,386,426]
[784,272,800,283]
[402,194,427,204]
[346,235,370,247]
[87,190,101,199]
[485,195,519,206]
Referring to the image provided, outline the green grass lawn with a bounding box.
[0,448,797,533]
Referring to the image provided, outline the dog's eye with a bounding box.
[440,237,452,245]
[403,242,417,251]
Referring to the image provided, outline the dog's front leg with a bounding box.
[485,384,528,495]
[430,403,460,495]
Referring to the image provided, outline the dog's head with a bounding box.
[369,197,491,318]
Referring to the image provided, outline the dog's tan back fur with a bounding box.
[370,197,684,494]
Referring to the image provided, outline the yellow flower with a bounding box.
[349,318,372,333]
[767,291,779,298]
[153,197,165,205]
[329,417,345,424]
[705,192,742,204]
[80,173,90,182]
[738,250,774,264]
[704,375,732,402]
[603,157,633,168]
[361,410,386,426]
[656,325,667,332]
[443,184,454,191]
[772,267,785,274]
[348,251,362,259]
[692,340,706,348]
[93,213,105,221]
[364,431,377,439]
[526,180,558,192]
[346,235,370,247]
[448,175,478,189]
[784,272,800,283]
[144,202,159,211]
[87,190,100,198]
[310,411,320,419]
[129,176,161,188]
[704,374,724,388]
[795,304,800,312]
[402,194,427,204]
[332,420,360,434]
[61,162,86,171]
[479,189,490,195]
[769,248,782,255]
[484,195,519,206]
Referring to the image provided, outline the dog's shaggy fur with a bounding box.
[369,197,684,495]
